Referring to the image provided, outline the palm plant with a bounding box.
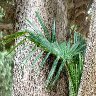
[1,11,86,96]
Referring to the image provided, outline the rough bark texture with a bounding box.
[0,23,12,30]
[12,0,68,96]
[78,0,96,96]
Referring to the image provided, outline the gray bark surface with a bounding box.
[78,0,96,95]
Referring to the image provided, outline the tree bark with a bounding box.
[78,0,96,96]
[0,23,12,30]
[12,0,68,96]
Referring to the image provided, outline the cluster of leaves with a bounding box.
[1,11,86,96]
[0,51,14,96]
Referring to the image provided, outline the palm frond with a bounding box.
[1,32,27,44]
[25,30,85,91]
[35,11,51,41]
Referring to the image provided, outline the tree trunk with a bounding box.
[12,0,68,96]
[78,0,96,96]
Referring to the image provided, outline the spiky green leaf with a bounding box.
[52,60,66,85]
[40,52,51,69]
[35,11,51,41]
[46,57,60,85]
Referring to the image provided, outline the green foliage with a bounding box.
[1,12,86,96]
[27,30,86,86]
[68,53,84,96]
[0,51,13,96]
[26,15,86,95]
